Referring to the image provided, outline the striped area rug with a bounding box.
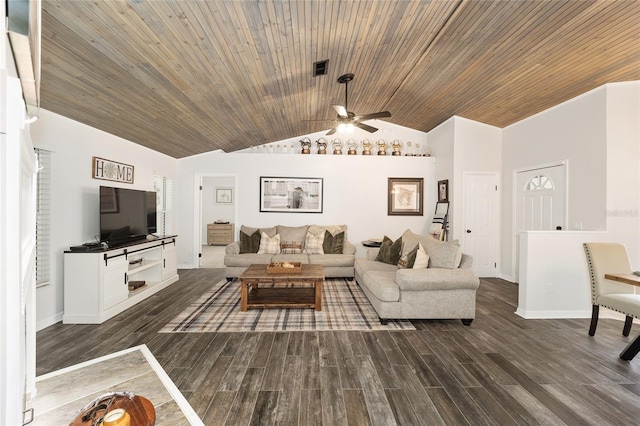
[160,278,415,332]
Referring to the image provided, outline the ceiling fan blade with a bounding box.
[301,118,335,122]
[326,127,338,135]
[332,105,348,118]
[354,122,378,133]
[355,111,391,121]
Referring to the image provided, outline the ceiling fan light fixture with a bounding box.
[337,123,354,134]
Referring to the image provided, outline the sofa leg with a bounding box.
[461,319,473,326]
[226,277,234,283]
[347,277,354,281]
[380,318,389,325]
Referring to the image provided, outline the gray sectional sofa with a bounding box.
[354,229,480,325]
[224,224,355,279]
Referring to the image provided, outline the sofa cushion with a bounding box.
[257,232,281,254]
[376,236,403,265]
[239,230,261,254]
[395,268,480,291]
[272,254,309,264]
[241,225,277,238]
[308,224,348,240]
[361,270,400,302]
[277,225,309,249]
[323,230,345,254]
[303,232,325,254]
[308,254,354,267]
[401,229,461,268]
[224,253,275,267]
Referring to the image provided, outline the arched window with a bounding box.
[525,174,554,191]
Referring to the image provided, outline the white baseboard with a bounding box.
[498,273,515,283]
[36,312,63,331]
[515,308,592,319]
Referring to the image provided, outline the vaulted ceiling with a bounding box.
[40,0,639,158]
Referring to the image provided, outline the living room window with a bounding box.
[35,148,51,287]
[154,176,173,235]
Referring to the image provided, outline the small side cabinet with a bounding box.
[207,223,234,245]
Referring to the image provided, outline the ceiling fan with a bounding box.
[304,73,391,135]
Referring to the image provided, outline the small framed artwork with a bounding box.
[388,177,423,216]
[260,177,323,213]
[216,188,233,204]
[437,179,449,202]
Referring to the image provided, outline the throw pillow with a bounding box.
[257,232,281,254]
[412,243,429,269]
[239,229,261,254]
[323,230,345,254]
[397,244,419,269]
[303,232,325,254]
[280,241,303,254]
[375,236,403,265]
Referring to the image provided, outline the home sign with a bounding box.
[92,156,134,184]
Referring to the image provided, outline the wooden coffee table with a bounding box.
[238,264,325,311]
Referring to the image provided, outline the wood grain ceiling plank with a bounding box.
[38,0,640,156]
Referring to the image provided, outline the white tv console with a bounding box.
[63,236,179,324]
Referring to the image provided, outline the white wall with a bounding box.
[501,85,610,280]
[176,152,436,268]
[201,175,235,241]
[29,110,177,330]
[426,116,502,242]
[606,82,640,262]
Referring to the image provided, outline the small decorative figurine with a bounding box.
[405,141,412,156]
[361,139,372,155]
[300,137,312,154]
[316,137,327,154]
[376,139,388,155]
[347,139,358,155]
[332,138,343,155]
[391,140,402,156]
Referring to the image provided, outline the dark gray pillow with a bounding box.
[375,236,402,265]
[239,230,261,254]
[323,230,345,254]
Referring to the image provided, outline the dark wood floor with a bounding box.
[37,269,640,425]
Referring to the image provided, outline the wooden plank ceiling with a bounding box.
[40,0,640,158]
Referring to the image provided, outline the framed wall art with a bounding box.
[438,179,449,202]
[216,188,233,204]
[260,177,323,213]
[388,177,423,216]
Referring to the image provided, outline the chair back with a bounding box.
[583,242,634,303]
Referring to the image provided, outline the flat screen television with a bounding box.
[100,186,157,245]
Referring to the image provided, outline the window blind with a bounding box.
[35,148,51,287]
[154,176,173,235]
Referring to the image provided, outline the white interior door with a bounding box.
[463,173,499,277]
[514,163,567,281]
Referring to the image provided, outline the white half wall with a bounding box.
[29,110,177,330]
[516,230,611,319]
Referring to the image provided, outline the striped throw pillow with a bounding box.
[281,241,303,254]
